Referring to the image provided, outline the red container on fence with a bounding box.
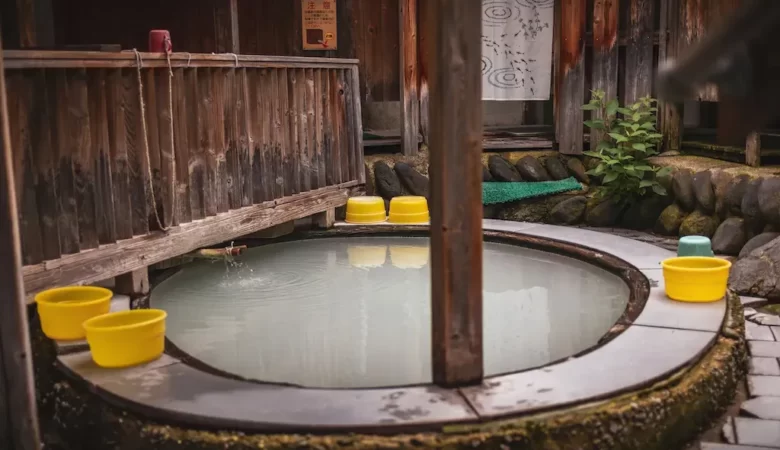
[149,30,172,53]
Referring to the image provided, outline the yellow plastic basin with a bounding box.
[388,196,429,224]
[84,309,167,368]
[345,196,387,224]
[661,257,732,302]
[35,286,113,340]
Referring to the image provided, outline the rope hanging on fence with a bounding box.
[133,48,177,233]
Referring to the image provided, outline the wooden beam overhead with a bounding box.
[400,0,420,156]
[0,28,41,450]
[426,0,484,387]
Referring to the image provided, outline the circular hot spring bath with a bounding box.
[152,234,630,389]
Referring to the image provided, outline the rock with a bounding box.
[711,170,734,219]
[655,203,688,235]
[758,177,780,226]
[672,169,695,211]
[488,155,522,182]
[515,156,551,182]
[566,158,589,184]
[373,161,402,199]
[498,194,570,223]
[483,204,501,219]
[729,238,780,299]
[585,198,624,227]
[712,217,747,255]
[482,165,493,182]
[543,156,569,180]
[692,171,715,213]
[621,195,672,230]
[679,209,719,238]
[657,167,676,198]
[743,178,765,234]
[549,196,587,225]
[726,174,751,215]
[394,162,429,198]
[739,232,780,259]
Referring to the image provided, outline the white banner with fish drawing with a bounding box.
[481,0,554,101]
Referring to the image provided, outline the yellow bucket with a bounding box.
[345,196,387,224]
[84,309,167,368]
[661,257,731,302]
[388,196,429,224]
[35,286,113,340]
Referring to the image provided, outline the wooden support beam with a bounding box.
[745,132,761,167]
[115,268,150,297]
[22,183,358,297]
[624,0,654,104]
[214,0,240,53]
[590,0,619,149]
[659,0,683,151]
[426,0,483,387]
[313,208,336,229]
[400,0,420,156]
[0,29,41,450]
[555,0,587,155]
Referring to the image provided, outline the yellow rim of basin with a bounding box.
[84,309,168,332]
[345,196,387,224]
[35,286,113,307]
[661,256,732,271]
[388,196,429,224]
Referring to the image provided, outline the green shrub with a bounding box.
[582,90,671,204]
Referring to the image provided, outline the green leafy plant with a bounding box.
[582,90,671,204]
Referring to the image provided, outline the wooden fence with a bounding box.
[4,51,364,294]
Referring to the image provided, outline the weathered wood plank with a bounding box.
[400,0,419,156]
[746,131,761,167]
[142,69,163,232]
[624,0,655,104]
[286,68,301,195]
[212,68,229,214]
[186,68,205,220]
[155,67,176,226]
[22,183,359,296]
[0,31,42,450]
[305,68,318,190]
[271,69,285,199]
[115,268,149,297]
[87,69,117,244]
[295,69,310,192]
[30,70,61,260]
[591,0,619,149]
[555,0,587,155]
[172,68,192,224]
[223,68,240,211]
[197,68,217,216]
[351,66,365,184]
[105,69,133,240]
[313,69,326,189]
[279,68,294,196]
[238,68,253,207]
[122,68,150,236]
[659,0,682,151]
[6,72,44,265]
[53,70,81,253]
[342,69,357,183]
[425,0,484,387]
[329,70,344,184]
[254,69,272,203]
[214,0,240,53]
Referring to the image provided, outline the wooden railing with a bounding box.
[4,51,364,294]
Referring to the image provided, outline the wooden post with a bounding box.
[313,208,336,229]
[115,268,150,297]
[426,0,483,387]
[555,0,586,155]
[0,29,42,450]
[659,0,683,151]
[745,132,761,167]
[624,0,654,104]
[590,0,619,149]
[214,0,240,53]
[400,0,420,156]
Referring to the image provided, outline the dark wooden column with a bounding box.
[400,0,419,156]
[555,0,586,155]
[426,0,483,387]
[590,0,618,149]
[214,0,240,53]
[659,0,683,151]
[624,0,655,104]
[0,30,42,450]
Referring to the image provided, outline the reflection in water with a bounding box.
[153,237,629,388]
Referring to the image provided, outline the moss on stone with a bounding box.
[679,210,720,238]
[35,293,746,450]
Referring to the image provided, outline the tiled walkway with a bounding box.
[697,297,780,449]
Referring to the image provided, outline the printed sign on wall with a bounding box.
[302,0,338,50]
